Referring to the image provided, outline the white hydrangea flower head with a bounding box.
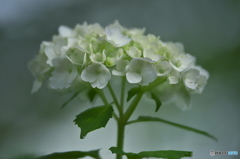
[28,20,209,109]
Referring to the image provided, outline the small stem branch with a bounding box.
[120,77,126,107]
[107,83,123,117]
[124,92,143,122]
[95,88,119,121]
[95,89,108,105]
[142,77,167,92]
[123,78,166,123]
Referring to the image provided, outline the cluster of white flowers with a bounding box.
[28,21,209,95]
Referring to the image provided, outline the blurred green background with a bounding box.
[0,0,240,159]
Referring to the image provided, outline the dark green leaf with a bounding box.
[88,89,98,102]
[150,92,162,112]
[127,116,217,141]
[35,150,101,159]
[138,150,192,159]
[74,105,113,139]
[110,147,192,159]
[61,92,80,109]
[109,147,140,159]
[127,87,140,102]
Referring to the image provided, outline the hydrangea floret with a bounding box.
[29,21,213,159]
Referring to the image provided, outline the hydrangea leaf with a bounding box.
[36,150,101,159]
[109,147,192,159]
[74,105,113,139]
[88,88,98,102]
[127,87,141,102]
[127,116,217,141]
[150,92,162,112]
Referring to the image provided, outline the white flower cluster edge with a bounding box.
[28,21,209,95]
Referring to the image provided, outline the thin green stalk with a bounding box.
[95,88,119,121]
[123,78,166,123]
[142,77,167,92]
[120,77,126,107]
[107,83,123,117]
[123,92,143,123]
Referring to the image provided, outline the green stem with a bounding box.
[116,120,125,159]
[142,77,166,92]
[123,92,144,123]
[116,77,126,159]
[120,77,126,107]
[123,77,166,123]
[107,83,123,117]
[95,88,119,121]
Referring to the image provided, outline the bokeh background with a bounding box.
[0,0,240,159]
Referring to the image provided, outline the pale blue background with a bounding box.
[0,0,240,159]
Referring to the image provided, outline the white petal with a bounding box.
[193,66,209,93]
[112,59,129,76]
[45,46,57,66]
[170,54,195,72]
[105,26,131,47]
[155,61,172,76]
[81,63,111,89]
[49,68,77,89]
[195,66,209,79]
[172,91,191,110]
[67,48,86,65]
[112,69,125,76]
[31,79,43,94]
[127,58,157,85]
[90,52,106,63]
[81,64,98,83]
[196,76,208,94]
[168,70,180,84]
[183,69,199,81]
[91,73,109,89]
[143,48,162,62]
[126,71,142,83]
[127,58,141,72]
[133,36,149,48]
[140,67,157,85]
[184,79,198,90]
[127,28,145,36]
[127,46,142,58]
[58,25,72,37]
[48,57,77,89]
